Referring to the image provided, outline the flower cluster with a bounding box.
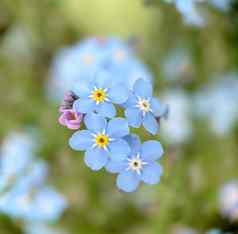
[0,131,67,222]
[57,38,167,192]
[48,37,153,101]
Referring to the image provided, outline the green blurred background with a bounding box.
[1,0,238,233]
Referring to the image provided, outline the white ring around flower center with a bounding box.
[135,97,152,115]
[127,154,147,175]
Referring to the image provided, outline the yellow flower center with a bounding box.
[90,87,108,104]
[95,133,109,149]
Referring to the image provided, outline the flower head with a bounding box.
[106,136,164,192]
[73,71,129,118]
[69,113,130,170]
[125,79,164,135]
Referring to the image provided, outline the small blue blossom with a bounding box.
[106,136,164,192]
[69,113,130,170]
[163,0,206,27]
[209,0,232,11]
[0,130,67,222]
[161,89,192,144]
[124,79,164,135]
[0,160,48,219]
[24,223,66,234]
[220,181,238,221]
[0,132,35,192]
[73,71,129,118]
[47,37,153,101]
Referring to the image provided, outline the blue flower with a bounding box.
[73,71,129,118]
[47,37,153,101]
[0,160,48,219]
[124,79,164,135]
[69,113,130,170]
[22,186,67,222]
[106,136,164,192]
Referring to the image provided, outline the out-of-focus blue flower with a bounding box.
[0,185,66,222]
[162,48,194,81]
[161,89,192,144]
[47,37,153,101]
[125,79,164,135]
[0,132,35,192]
[106,135,164,192]
[209,0,232,11]
[164,0,206,27]
[24,223,66,234]
[206,229,231,234]
[73,71,129,118]
[0,160,48,218]
[193,74,238,136]
[220,181,238,221]
[0,130,67,222]
[69,113,130,170]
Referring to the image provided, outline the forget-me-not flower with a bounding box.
[73,71,129,118]
[47,37,153,101]
[125,79,164,135]
[106,135,164,192]
[69,113,130,170]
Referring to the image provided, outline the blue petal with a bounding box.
[109,139,130,161]
[84,113,107,133]
[123,134,141,155]
[105,160,125,173]
[125,107,142,128]
[97,102,116,118]
[116,171,140,192]
[141,162,163,184]
[69,130,92,150]
[141,140,164,161]
[73,98,95,114]
[143,113,159,135]
[151,97,163,117]
[108,83,129,104]
[94,70,112,88]
[84,148,109,171]
[133,79,152,98]
[107,118,129,138]
[73,79,94,98]
[123,93,137,108]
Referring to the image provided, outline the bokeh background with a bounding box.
[1,0,238,233]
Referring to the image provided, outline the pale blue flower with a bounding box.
[161,89,192,144]
[193,73,238,136]
[0,160,48,219]
[47,37,153,101]
[24,223,66,234]
[73,71,129,118]
[164,0,206,27]
[209,0,232,11]
[106,136,164,192]
[69,113,130,170]
[0,132,35,192]
[124,79,164,135]
[220,181,238,221]
[162,48,193,81]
